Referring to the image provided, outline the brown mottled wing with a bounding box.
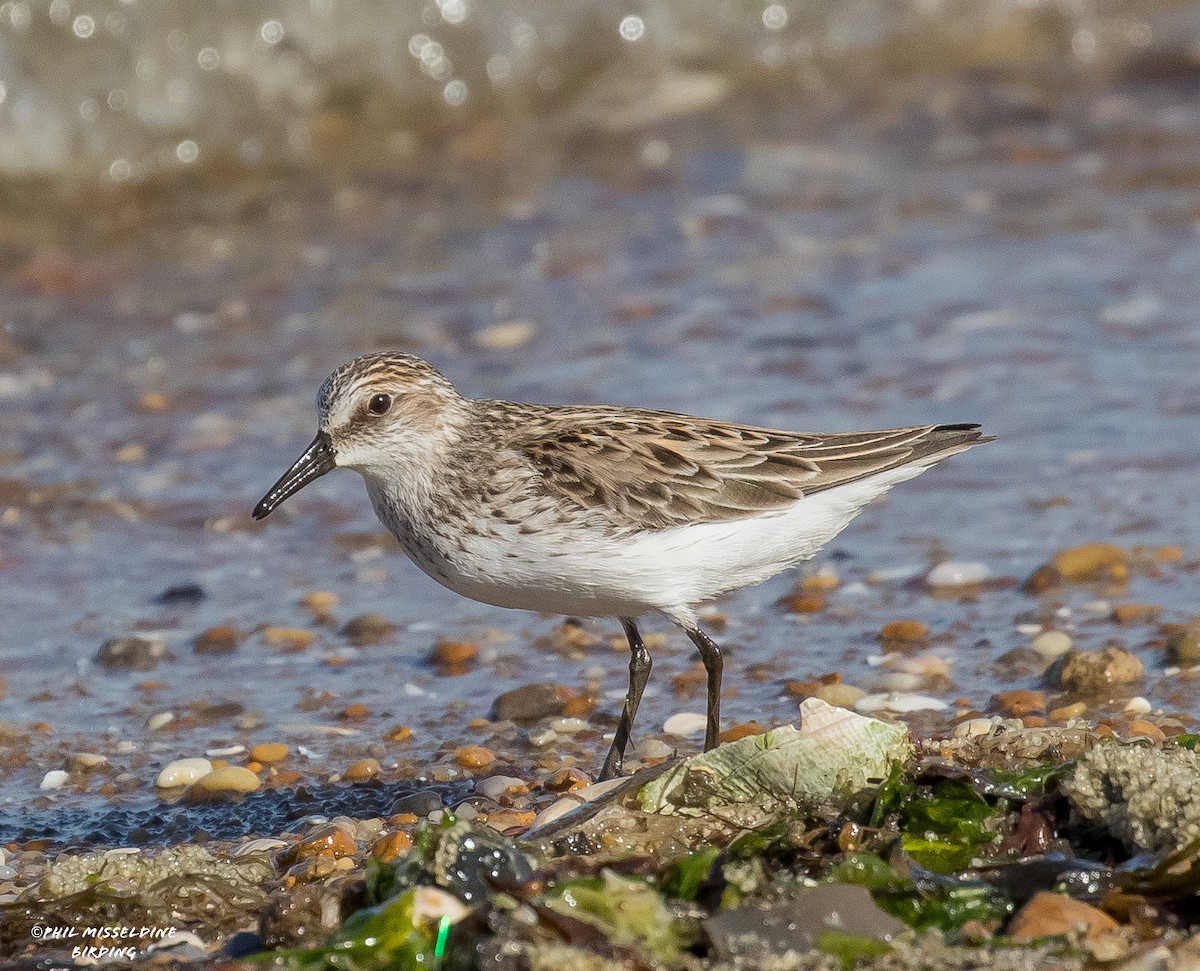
[515,407,989,530]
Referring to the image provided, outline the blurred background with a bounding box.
[3,0,1200,813]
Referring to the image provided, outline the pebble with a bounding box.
[1008,891,1117,940]
[491,683,566,723]
[146,711,175,731]
[927,561,989,588]
[1046,647,1144,693]
[548,717,589,735]
[484,810,536,833]
[638,738,674,759]
[1024,543,1127,592]
[528,777,627,830]
[991,690,1046,718]
[288,822,357,861]
[345,758,380,782]
[68,752,108,773]
[1111,603,1161,624]
[879,620,930,644]
[206,744,246,758]
[718,721,769,743]
[527,728,558,746]
[953,717,999,738]
[1123,696,1152,716]
[193,625,243,655]
[340,704,371,720]
[249,743,288,765]
[1049,701,1087,721]
[474,775,528,800]
[372,831,413,861]
[39,770,69,790]
[156,757,213,788]
[301,591,339,620]
[427,639,480,667]
[776,591,826,613]
[1124,720,1165,743]
[184,766,261,800]
[663,712,708,737]
[340,613,397,646]
[261,627,314,652]
[813,683,866,709]
[95,635,168,671]
[1166,621,1200,665]
[855,693,950,713]
[455,745,496,770]
[545,767,591,792]
[1031,630,1072,659]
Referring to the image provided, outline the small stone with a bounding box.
[855,692,949,713]
[561,695,596,718]
[301,591,338,619]
[455,745,495,770]
[427,640,479,668]
[718,721,769,743]
[371,831,413,862]
[474,775,528,800]
[68,753,108,773]
[879,620,930,644]
[156,757,213,788]
[1050,702,1087,721]
[340,704,370,720]
[39,770,69,790]
[1166,621,1200,665]
[663,712,708,737]
[1046,647,1144,694]
[813,683,866,709]
[1124,720,1165,743]
[927,561,989,589]
[184,765,261,800]
[340,613,397,646]
[95,635,168,671]
[193,625,243,655]
[638,738,674,759]
[484,810,536,833]
[1008,891,1118,940]
[548,717,588,735]
[545,767,591,792]
[1024,543,1127,593]
[289,822,358,861]
[345,758,380,782]
[991,689,1046,718]
[491,683,567,723]
[802,571,839,591]
[953,717,999,738]
[1031,630,1072,658]
[1111,603,1162,625]
[1123,697,1152,716]
[154,582,205,606]
[261,627,314,652]
[776,592,826,613]
[385,725,413,743]
[474,320,535,350]
[249,743,288,765]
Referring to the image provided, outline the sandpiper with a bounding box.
[254,352,990,780]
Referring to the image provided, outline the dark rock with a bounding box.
[95,636,168,671]
[706,883,905,959]
[389,789,445,817]
[491,683,566,723]
[154,582,205,606]
[437,824,534,904]
[339,613,397,646]
[223,931,263,958]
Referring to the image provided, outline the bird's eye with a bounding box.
[367,393,392,416]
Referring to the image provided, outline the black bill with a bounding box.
[252,431,337,520]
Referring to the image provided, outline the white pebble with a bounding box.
[1016,623,1043,636]
[39,770,69,790]
[1083,600,1111,615]
[155,757,213,788]
[527,728,558,746]
[548,717,589,735]
[474,775,526,800]
[1124,696,1152,716]
[637,738,674,759]
[855,692,950,713]
[1031,630,1072,658]
[146,711,175,731]
[880,671,922,693]
[927,561,989,588]
[663,712,708,737]
[953,717,999,738]
[205,744,245,758]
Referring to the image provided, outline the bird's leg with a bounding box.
[598,618,653,782]
[685,625,723,751]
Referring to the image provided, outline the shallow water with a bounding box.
[4,4,1200,843]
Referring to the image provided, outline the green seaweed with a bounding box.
[869,760,913,827]
[899,779,999,873]
[1174,734,1200,751]
[544,870,686,964]
[659,846,721,901]
[983,763,1071,800]
[815,930,893,969]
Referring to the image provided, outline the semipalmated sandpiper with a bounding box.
[254,353,991,779]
